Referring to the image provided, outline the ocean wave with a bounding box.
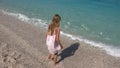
[61,31,120,57]
[1,9,120,57]
[1,10,48,27]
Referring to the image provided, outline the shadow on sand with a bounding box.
[57,42,80,63]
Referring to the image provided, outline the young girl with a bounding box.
[46,14,63,65]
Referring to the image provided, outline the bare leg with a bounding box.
[47,53,51,60]
[54,53,58,65]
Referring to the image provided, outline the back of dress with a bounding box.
[46,30,60,54]
[46,33,56,49]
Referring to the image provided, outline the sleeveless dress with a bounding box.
[46,31,61,55]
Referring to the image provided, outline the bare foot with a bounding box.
[46,53,51,60]
[54,62,57,66]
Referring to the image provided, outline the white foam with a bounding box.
[1,9,120,57]
[81,24,89,31]
[1,10,48,27]
[61,31,120,57]
[67,22,71,25]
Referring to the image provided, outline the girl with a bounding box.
[46,14,63,65]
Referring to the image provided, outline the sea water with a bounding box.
[0,0,120,57]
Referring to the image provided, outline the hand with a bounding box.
[60,44,63,50]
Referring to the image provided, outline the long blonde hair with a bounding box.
[48,14,61,35]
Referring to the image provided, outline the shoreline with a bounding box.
[1,10,120,57]
[0,11,120,68]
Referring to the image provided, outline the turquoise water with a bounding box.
[0,0,120,57]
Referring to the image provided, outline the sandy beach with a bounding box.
[0,12,120,68]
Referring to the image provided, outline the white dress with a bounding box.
[46,32,61,54]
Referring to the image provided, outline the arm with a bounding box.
[46,25,50,38]
[46,32,47,40]
[46,25,50,40]
[55,28,63,49]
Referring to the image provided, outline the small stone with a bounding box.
[9,52,16,57]
[16,64,24,68]
[7,56,16,64]
[8,65,12,68]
